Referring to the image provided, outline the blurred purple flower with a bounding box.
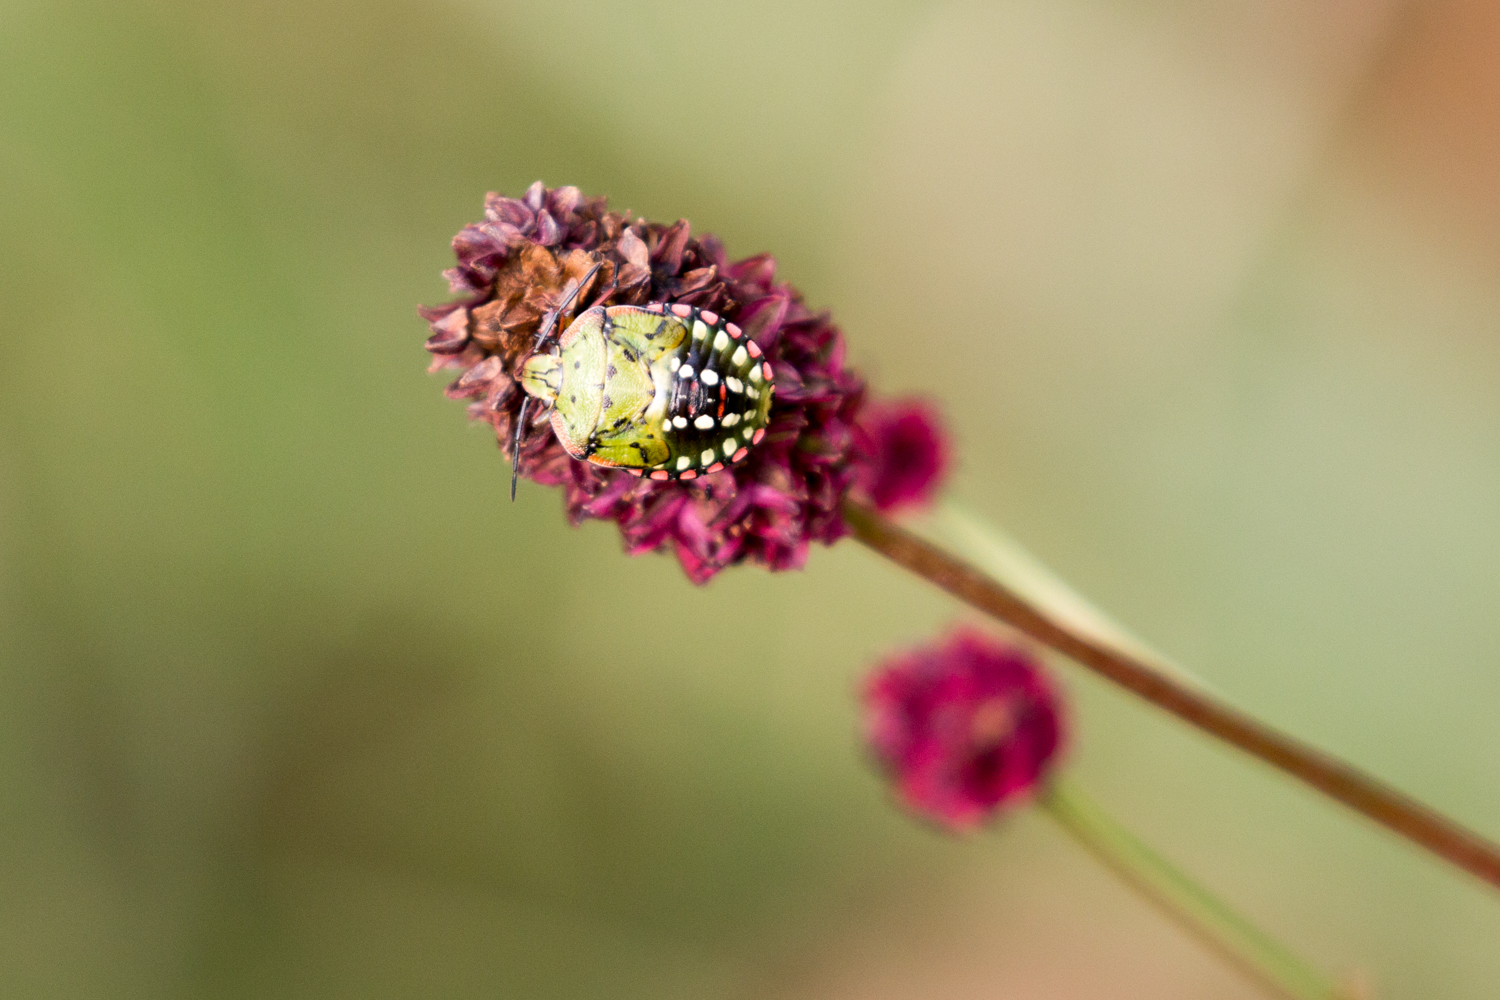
[863,627,1065,830]
[853,399,950,514]
[421,182,949,583]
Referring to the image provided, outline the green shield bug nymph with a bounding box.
[510,263,776,498]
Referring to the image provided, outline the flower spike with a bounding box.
[422,183,950,582]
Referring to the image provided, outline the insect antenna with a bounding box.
[510,395,531,502]
[511,261,604,501]
[529,261,603,353]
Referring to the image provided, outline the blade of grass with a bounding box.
[1042,778,1352,1000]
[929,500,1218,695]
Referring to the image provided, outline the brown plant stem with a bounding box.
[843,501,1500,892]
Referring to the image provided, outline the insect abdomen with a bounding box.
[640,303,775,481]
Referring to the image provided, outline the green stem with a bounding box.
[1041,778,1349,1000]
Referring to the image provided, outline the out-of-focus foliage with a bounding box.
[1,1,1498,997]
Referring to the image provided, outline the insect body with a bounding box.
[517,300,775,485]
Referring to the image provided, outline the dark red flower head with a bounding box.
[853,399,951,515]
[421,182,949,583]
[863,627,1065,830]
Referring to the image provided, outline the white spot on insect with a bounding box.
[700,448,715,465]
[670,356,681,371]
[692,320,708,340]
[722,413,739,427]
[679,364,695,379]
[749,365,763,383]
[693,414,714,430]
[725,376,743,393]
[722,435,737,452]
[676,456,692,471]
[747,387,761,399]
[701,369,719,386]
[672,415,688,429]
[730,345,748,366]
[713,330,728,351]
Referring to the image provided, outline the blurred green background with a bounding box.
[3,0,1499,996]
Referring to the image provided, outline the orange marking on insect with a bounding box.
[700,310,718,324]
[679,470,697,480]
[628,469,643,477]
[706,463,724,474]
[716,384,726,418]
[752,428,766,445]
[670,303,692,317]
[726,323,741,338]
[733,448,748,462]
[762,361,774,381]
[746,340,761,358]
[650,470,670,480]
